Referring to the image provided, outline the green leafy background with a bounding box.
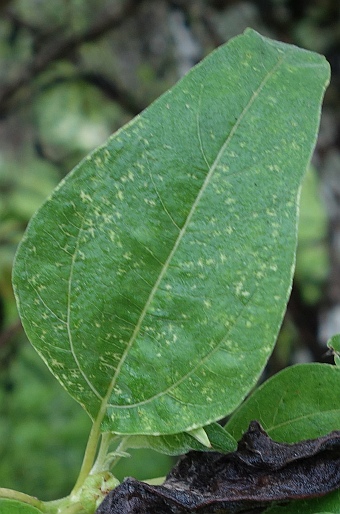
[0,1,339,509]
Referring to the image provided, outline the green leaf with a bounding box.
[0,499,43,514]
[264,488,340,513]
[12,29,330,435]
[328,334,340,366]
[186,427,212,447]
[126,423,236,456]
[225,363,340,442]
[203,423,237,453]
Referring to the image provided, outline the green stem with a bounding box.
[45,495,88,514]
[71,364,128,495]
[57,503,85,514]
[109,438,129,470]
[70,414,103,496]
[90,432,114,474]
[70,368,125,496]
[0,488,46,511]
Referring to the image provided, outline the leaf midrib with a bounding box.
[66,51,288,424]
[266,407,340,434]
[99,52,287,411]
[67,204,103,401]
[107,288,256,411]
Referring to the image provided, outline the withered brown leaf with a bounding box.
[96,421,340,514]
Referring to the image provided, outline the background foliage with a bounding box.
[0,0,339,501]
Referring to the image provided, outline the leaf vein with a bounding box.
[67,207,103,401]
[97,51,289,425]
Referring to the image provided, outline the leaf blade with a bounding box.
[0,500,43,514]
[126,423,236,456]
[13,30,330,435]
[225,363,340,442]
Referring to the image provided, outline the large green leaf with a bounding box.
[225,363,340,442]
[13,29,329,435]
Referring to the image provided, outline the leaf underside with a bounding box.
[13,29,330,436]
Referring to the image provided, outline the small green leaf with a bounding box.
[0,499,43,514]
[204,423,237,452]
[328,334,340,366]
[13,29,330,435]
[186,427,212,448]
[126,423,236,456]
[225,363,340,442]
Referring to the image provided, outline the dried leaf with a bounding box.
[96,421,340,514]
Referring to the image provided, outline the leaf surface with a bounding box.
[126,422,236,456]
[0,500,43,514]
[225,363,340,442]
[13,29,330,435]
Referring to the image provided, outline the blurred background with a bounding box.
[0,0,339,502]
